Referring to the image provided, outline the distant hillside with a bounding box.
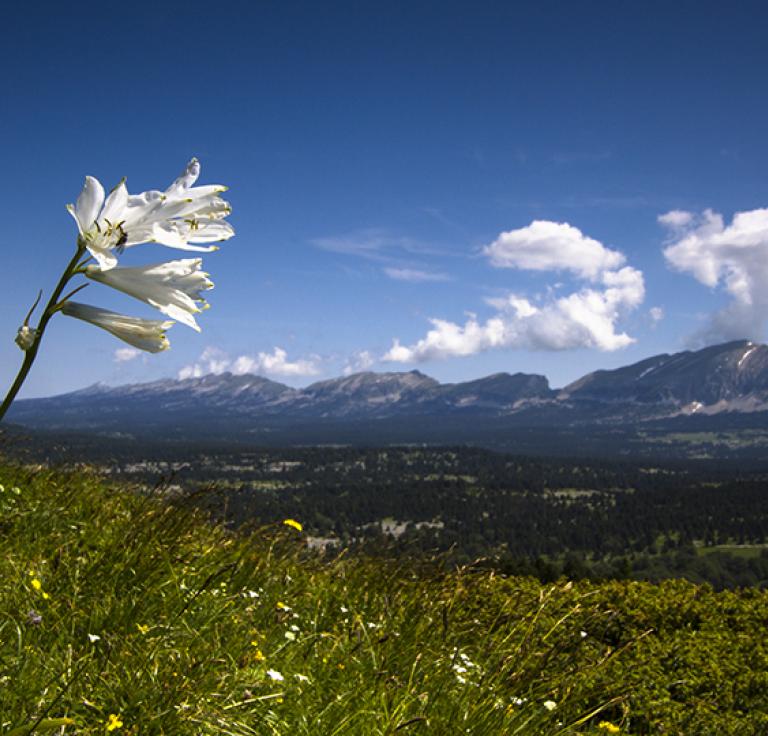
[7,340,768,451]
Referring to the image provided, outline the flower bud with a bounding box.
[15,325,37,351]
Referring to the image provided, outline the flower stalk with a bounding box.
[0,159,232,423]
[0,243,86,422]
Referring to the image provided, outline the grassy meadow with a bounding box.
[0,462,766,735]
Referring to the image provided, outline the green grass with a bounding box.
[1,463,767,735]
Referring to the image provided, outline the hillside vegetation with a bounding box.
[0,462,766,735]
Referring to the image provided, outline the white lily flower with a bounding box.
[67,158,233,270]
[61,302,173,353]
[85,259,213,332]
[15,325,37,351]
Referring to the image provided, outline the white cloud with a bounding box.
[384,220,644,363]
[178,364,202,380]
[179,346,319,380]
[201,346,230,374]
[343,350,375,375]
[661,207,768,343]
[384,266,644,361]
[114,347,141,363]
[483,220,625,280]
[657,210,693,230]
[384,267,450,282]
[649,306,664,323]
[232,348,320,377]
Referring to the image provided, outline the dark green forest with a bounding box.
[7,430,768,590]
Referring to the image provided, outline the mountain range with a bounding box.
[7,340,768,451]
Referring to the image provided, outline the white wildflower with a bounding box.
[85,259,213,331]
[61,302,173,352]
[67,158,233,270]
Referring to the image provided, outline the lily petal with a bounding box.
[74,176,105,232]
[187,220,235,243]
[88,247,119,271]
[166,158,200,194]
[150,222,222,250]
[100,180,129,224]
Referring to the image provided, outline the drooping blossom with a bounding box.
[61,302,173,353]
[85,259,213,331]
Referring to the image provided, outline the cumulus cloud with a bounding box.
[384,221,644,362]
[483,220,625,279]
[113,347,141,363]
[649,306,664,323]
[179,346,319,380]
[384,267,450,282]
[657,210,694,230]
[232,348,320,377]
[661,207,768,343]
[384,267,644,361]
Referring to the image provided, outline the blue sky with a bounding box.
[3,1,768,398]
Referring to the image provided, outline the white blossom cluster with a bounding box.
[18,159,233,353]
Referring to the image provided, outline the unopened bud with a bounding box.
[15,325,37,351]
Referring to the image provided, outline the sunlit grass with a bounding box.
[0,463,766,734]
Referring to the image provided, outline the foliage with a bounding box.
[6,438,768,588]
[0,463,766,734]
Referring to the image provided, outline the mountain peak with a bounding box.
[564,340,768,405]
[8,340,768,435]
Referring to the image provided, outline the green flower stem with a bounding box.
[0,243,87,423]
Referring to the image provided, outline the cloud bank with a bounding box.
[385,221,644,362]
[661,207,768,344]
[179,346,319,380]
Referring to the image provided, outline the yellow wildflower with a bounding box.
[136,623,150,634]
[282,518,303,532]
[106,713,123,731]
[276,601,290,611]
[250,644,266,661]
[30,578,42,591]
[598,722,621,734]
